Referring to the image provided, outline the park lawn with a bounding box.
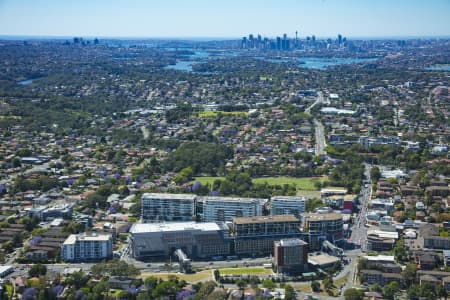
[292,282,312,293]
[192,176,225,186]
[296,190,321,198]
[140,270,212,282]
[253,176,327,191]
[218,267,274,276]
[197,111,248,118]
[193,176,327,192]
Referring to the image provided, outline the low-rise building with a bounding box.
[130,222,231,259]
[360,269,403,286]
[421,224,450,250]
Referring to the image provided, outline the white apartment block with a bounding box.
[201,196,264,222]
[271,196,306,217]
[141,193,196,222]
[61,233,113,262]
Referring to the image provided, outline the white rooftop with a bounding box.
[362,255,395,262]
[271,196,306,202]
[142,193,196,200]
[367,229,399,239]
[0,265,13,275]
[130,222,225,234]
[201,196,265,203]
[63,233,111,245]
[321,107,355,115]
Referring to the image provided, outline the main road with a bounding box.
[304,91,327,156]
[314,119,327,156]
[342,164,372,293]
[305,91,323,114]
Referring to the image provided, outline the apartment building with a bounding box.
[61,233,113,262]
[141,193,196,222]
[202,196,264,222]
[270,196,306,218]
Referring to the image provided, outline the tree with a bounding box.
[402,263,417,287]
[394,239,408,262]
[262,279,276,290]
[323,275,334,294]
[144,276,158,289]
[383,281,399,300]
[370,166,381,182]
[285,284,295,300]
[249,276,259,289]
[311,280,321,292]
[194,281,216,300]
[420,282,437,300]
[344,288,364,300]
[236,279,247,290]
[29,264,47,277]
[370,284,382,293]
[213,269,220,281]
[12,233,22,247]
[92,280,109,299]
[407,284,420,300]
[65,271,88,289]
[91,259,140,277]
[152,280,179,299]
[437,284,448,300]
[206,290,227,300]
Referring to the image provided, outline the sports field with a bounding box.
[140,270,212,282]
[218,267,274,276]
[193,176,327,191]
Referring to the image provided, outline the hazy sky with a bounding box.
[0,0,449,38]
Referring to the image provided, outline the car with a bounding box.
[360,284,369,290]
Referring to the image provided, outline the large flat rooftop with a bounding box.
[201,196,266,203]
[130,222,226,234]
[63,233,111,245]
[308,254,340,266]
[233,214,299,225]
[142,193,196,200]
[271,196,306,202]
[304,212,343,222]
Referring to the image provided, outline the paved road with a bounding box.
[314,119,327,156]
[342,164,372,293]
[304,91,327,156]
[305,91,323,114]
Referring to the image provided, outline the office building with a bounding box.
[274,239,308,274]
[271,196,306,217]
[302,213,344,250]
[61,233,113,262]
[141,193,196,222]
[130,222,231,260]
[202,196,263,222]
[232,215,301,256]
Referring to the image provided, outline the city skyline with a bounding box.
[0,0,449,39]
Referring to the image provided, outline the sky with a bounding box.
[0,0,449,39]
